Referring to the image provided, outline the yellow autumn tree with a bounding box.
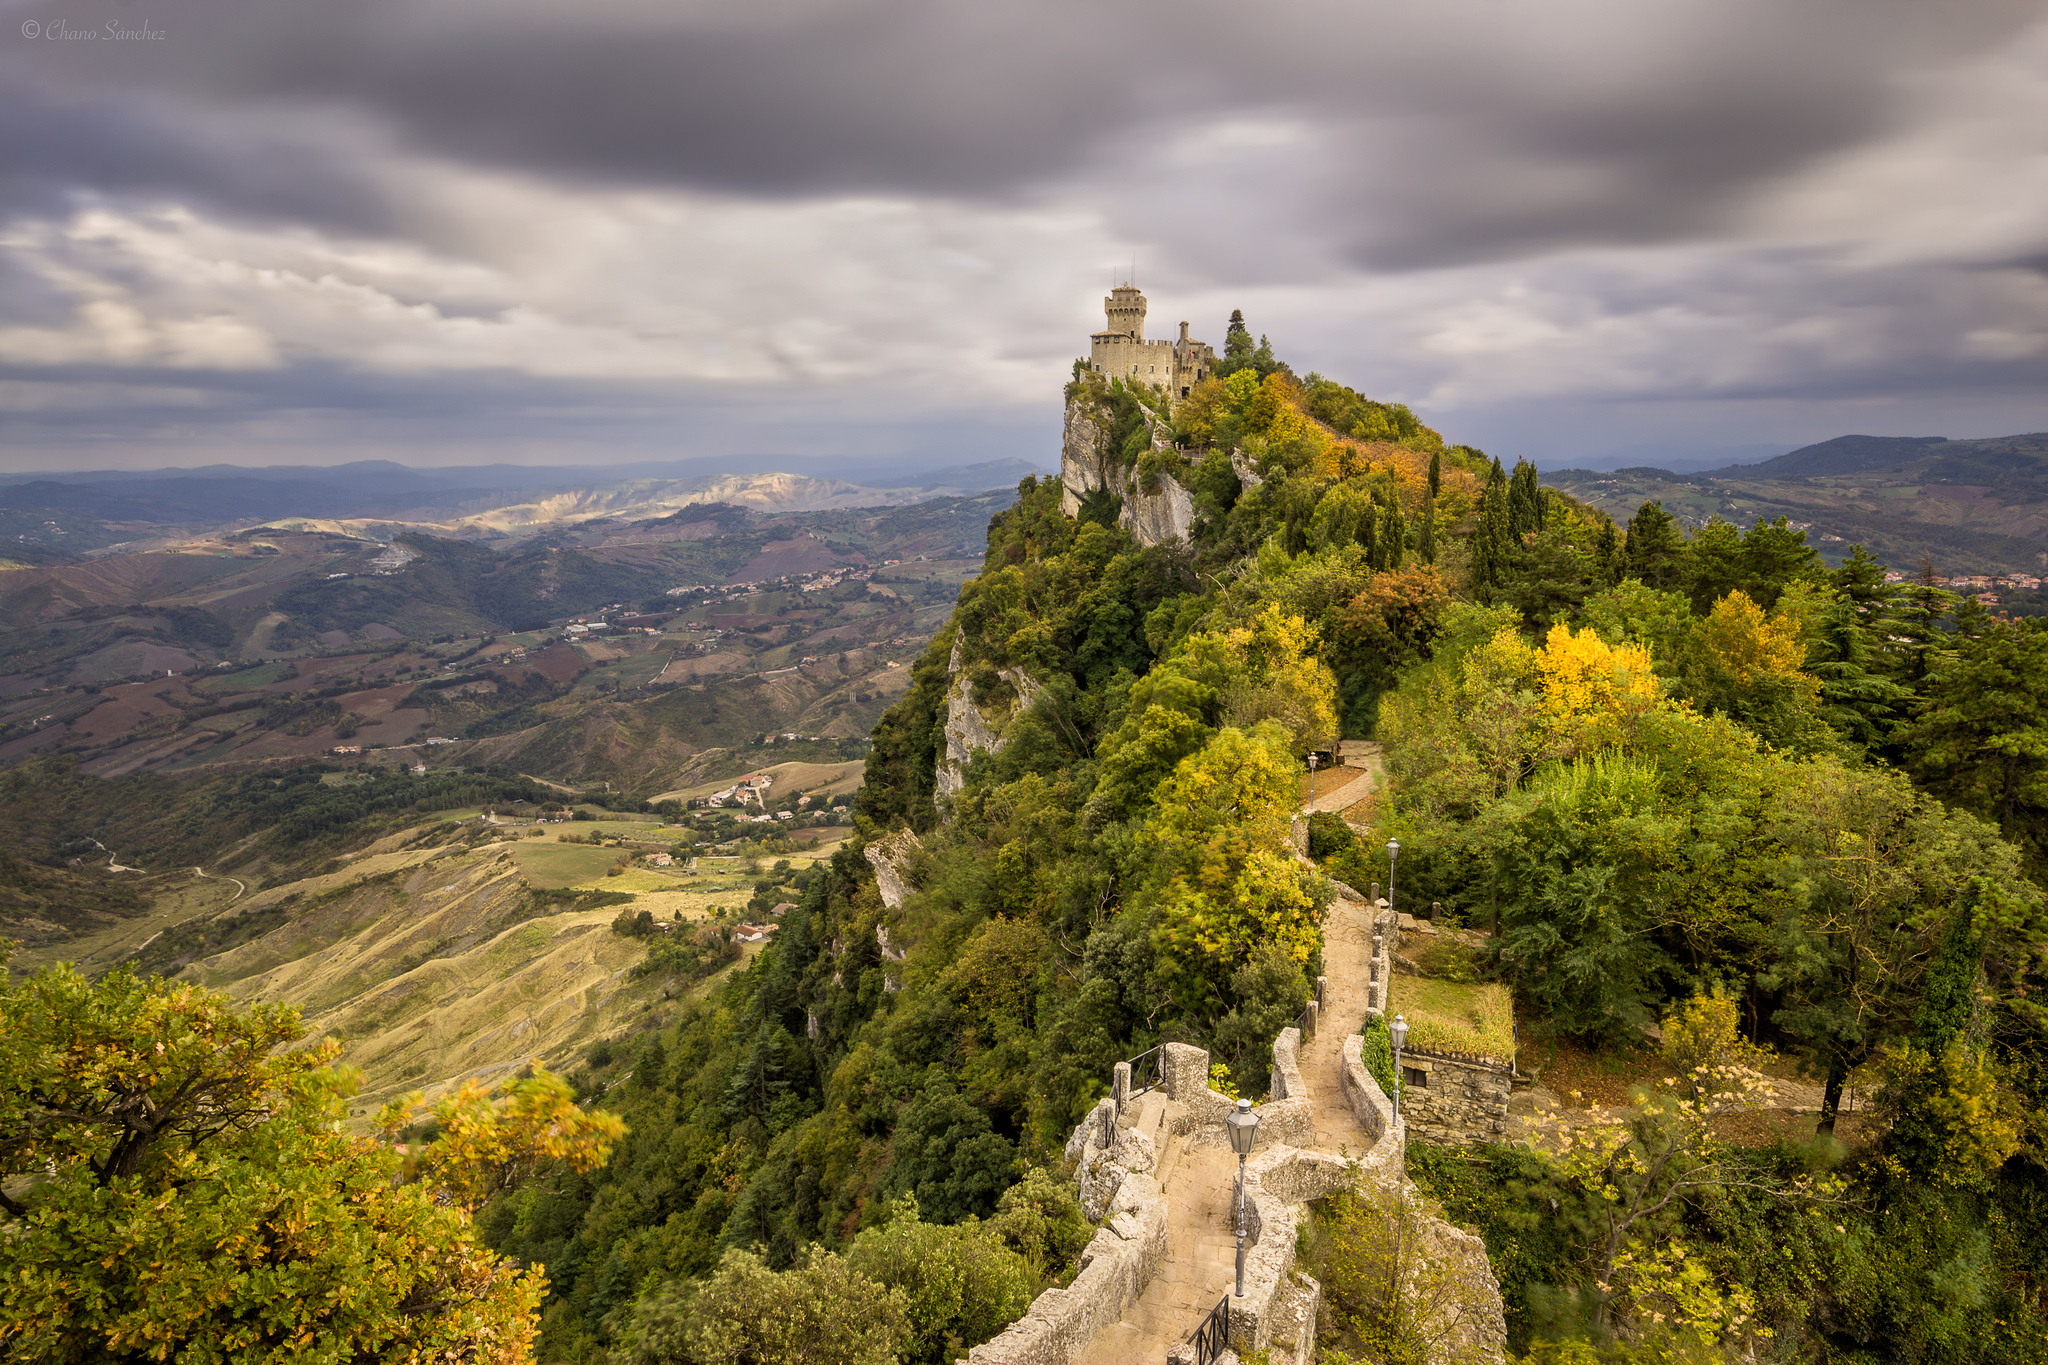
[1689,590,1826,750]
[1146,721,1325,1008]
[1176,604,1339,756]
[381,1069,625,1215]
[1701,590,1812,690]
[1535,622,1665,753]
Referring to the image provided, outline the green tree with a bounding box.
[1146,722,1327,1009]
[619,1247,909,1365]
[1509,458,1545,537]
[1758,763,2038,1132]
[1215,309,1255,377]
[1379,497,1408,572]
[845,1200,1034,1364]
[1621,501,1685,590]
[1901,615,2048,865]
[1493,756,1682,1037]
[1472,460,1514,593]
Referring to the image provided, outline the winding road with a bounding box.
[191,866,246,901]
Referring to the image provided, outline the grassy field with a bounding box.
[505,841,629,888]
[1386,976,1516,1062]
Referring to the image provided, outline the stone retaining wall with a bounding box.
[1397,1048,1514,1146]
[1156,1041,1313,1150]
[971,1138,1170,1365]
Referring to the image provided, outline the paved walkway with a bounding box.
[1076,757,1388,1364]
[1305,767,1377,817]
[1306,891,1378,1153]
[1077,1143,1241,1364]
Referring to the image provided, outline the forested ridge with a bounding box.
[5,340,2048,1363]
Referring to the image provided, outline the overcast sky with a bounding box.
[2,0,2045,474]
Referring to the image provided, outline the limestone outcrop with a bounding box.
[935,638,1043,801]
[863,827,923,909]
[1057,393,1199,549]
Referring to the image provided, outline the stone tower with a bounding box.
[1087,284,1216,400]
[1103,283,1146,341]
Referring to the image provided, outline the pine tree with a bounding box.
[1251,334,1278,377]
[1359,494,1380,568]
[1593,517,1620,585]
[1217,310,1254,376]
[1622,500,1685,589]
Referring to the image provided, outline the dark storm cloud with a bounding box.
[7,0,2036,267]
[2,0,2045,473]
[0,64,404,236]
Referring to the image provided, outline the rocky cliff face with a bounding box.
[1057,393,1198,549]
[934,637,1043,801]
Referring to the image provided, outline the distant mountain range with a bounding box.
[0,458,1050,558]
[1548,431,2048,574]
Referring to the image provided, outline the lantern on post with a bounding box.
[1385,837,1400,918]
[1306,751,1319,813]
[1389,1014,1410,1125]
[1225,1098,1260,1298]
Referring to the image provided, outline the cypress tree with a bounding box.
[1473,460,1512,590]
[1417,488,1437,564]
[1359,493,1380,568]
[1382,498,1407,571]
[1509,459,1543,537]
[1427,448,1442,500]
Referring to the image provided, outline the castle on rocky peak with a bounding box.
[1086,283,1215,399]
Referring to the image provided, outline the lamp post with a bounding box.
[1225,1098,1260,1298]
[1385,837,1400,918]
[1389,1014,1409,1126]
[1306,751,1319,813]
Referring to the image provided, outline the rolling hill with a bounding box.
[1549,431,2048,573]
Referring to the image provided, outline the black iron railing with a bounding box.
[1178,1295,1230,1365]
[1125,1043,1164,1100]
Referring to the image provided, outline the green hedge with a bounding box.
[1360,1013,1400,1107]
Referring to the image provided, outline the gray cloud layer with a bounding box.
[1,0,2044,469]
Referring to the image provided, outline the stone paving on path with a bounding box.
[1076,759,1389,1364]
[1076,1144,1241,1365]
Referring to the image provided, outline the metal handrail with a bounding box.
[1124,1043,1164,1100]
[1178,1295,1230,1365]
